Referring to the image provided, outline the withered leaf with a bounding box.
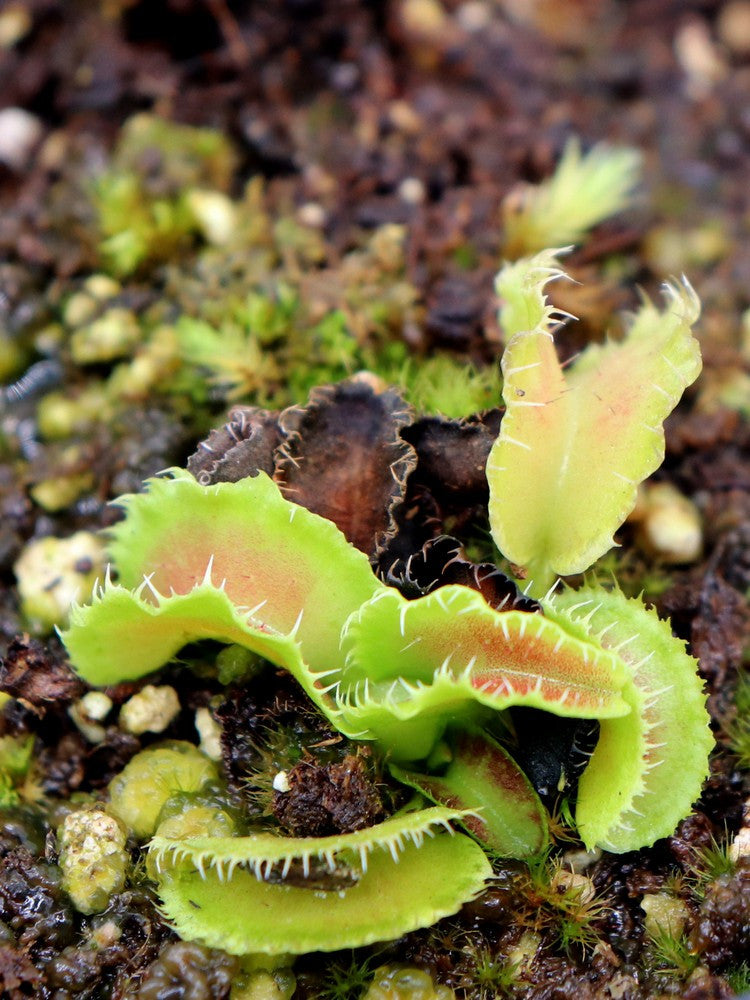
[402,410,502,503]
[187,406,283,484]
[275,376,416,556]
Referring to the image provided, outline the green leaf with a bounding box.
[392,729,549,858]
[106,469,382,679]
[61,582,345,728]
[487,253,701,595]
[338,586,630,759]
[545,586,713,852]
[151,808,492,954]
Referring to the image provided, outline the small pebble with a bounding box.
[636,482,703,564]
[0,4,32,49]
[456,1,491,31]
[0,107,43,170]
[674,20,726,99]
[272,770,291,793]
[398,177,426,205]
[68,692,113,744]
[297,202,327,229]
[194,706,223,761]
[186,189,237,245]
[549,868,596,903]
[120,685,180,735]
[717,1,750,55]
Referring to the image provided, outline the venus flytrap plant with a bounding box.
[391,729,550,857]
[103,469,382,679]
[485,251,710,849]
[545,587,714,852]
[336,583,630,758]
[61,466,709,863]
[59,247,713,956]
[149,807,491,954]
[63,470,631,754]
[487,249,702,597]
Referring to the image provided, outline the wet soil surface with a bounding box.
[1,1,750,997]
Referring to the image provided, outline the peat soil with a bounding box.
[1,1,750,998]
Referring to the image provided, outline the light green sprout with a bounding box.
[502,139,642,258]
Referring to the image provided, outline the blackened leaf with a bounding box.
[275,375,417,556]
[187,407,282,484]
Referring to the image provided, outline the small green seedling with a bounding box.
[502,139,642,258]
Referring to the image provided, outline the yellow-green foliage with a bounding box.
[107,741,219,839]
[487,250,701,595]
[0,735,34,806]
[399,356,502,417]
[502,138,641,258]
[728,668,750,770]
[151,808,491,954]
[93,114,235,277]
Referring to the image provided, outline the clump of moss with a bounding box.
[107,741,219,839]
[502,139,641,258]
[521,853,610,958]
[93,114,236,277]
[727,668,750,770]
[0,734,35,807]
[398,355,502,417]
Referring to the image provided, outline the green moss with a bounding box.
[108,741,219,839]
[470,949,520,998]
[643,928,700,980]
[37,384,112,440]
[502,138,641,258]
[726,962,750,995]
[0,735,35,807]
[92,114,236,277]
[70,306,142,364]
[310,955,377,1000]
[399,356,502,417]
[728,668,750,771]
[524,853,609,957]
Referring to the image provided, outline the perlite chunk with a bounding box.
[119,684,180,735]
[14,531,105,632]
[58,808,128,914]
